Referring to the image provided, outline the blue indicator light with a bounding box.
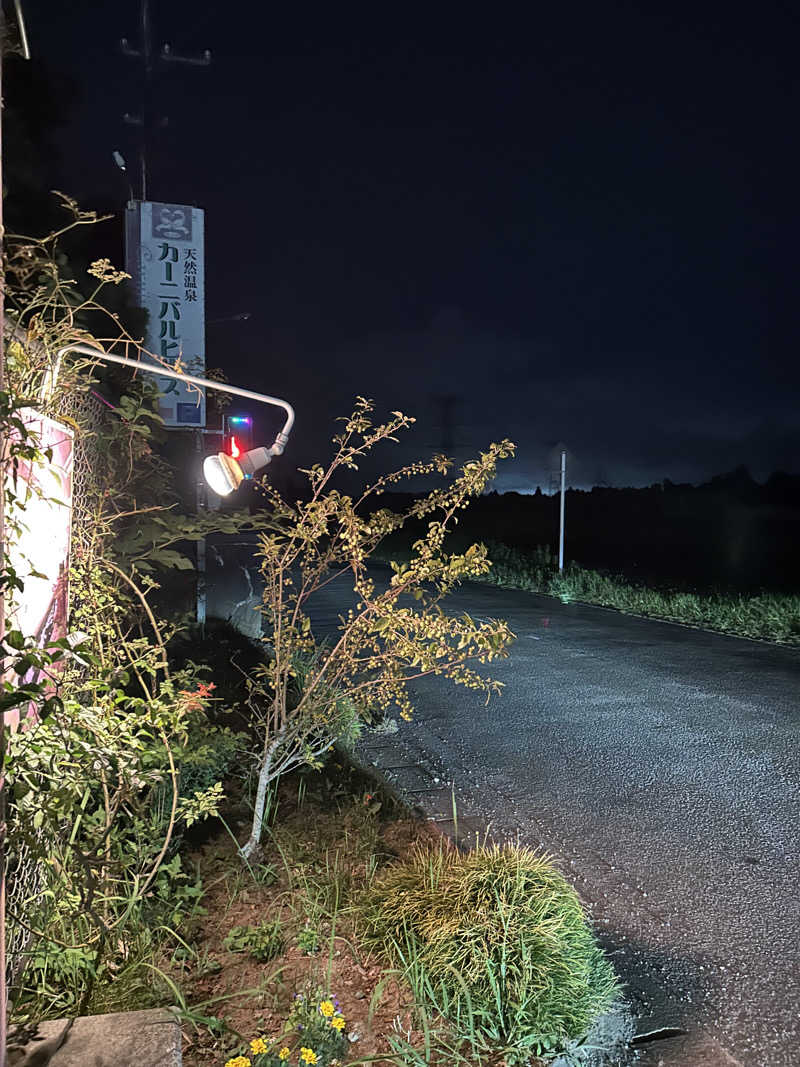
[229,416,251,424]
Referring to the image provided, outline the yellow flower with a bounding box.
[250,1037,268,1054]
[278,1050,291,1062]
[330,1015,345,1031]
[318,1000,335,1018]
[225,1058,251,1067]
[300,1049,318,1065]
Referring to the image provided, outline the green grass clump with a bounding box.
[358,843,618,1063]
[223,919,284,962]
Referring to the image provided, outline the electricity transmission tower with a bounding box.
[426,394,470,481]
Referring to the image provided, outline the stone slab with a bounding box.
[9,1018,72,1067]
[10,1008,182,1067]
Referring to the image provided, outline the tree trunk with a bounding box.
[240,733,283,860]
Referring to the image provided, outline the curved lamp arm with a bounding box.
[45,343,295,453]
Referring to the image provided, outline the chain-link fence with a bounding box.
[5,386,108,1000]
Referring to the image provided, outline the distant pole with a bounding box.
[558,449,566,573]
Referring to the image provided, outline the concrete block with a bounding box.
[430,815,487,851]
[10,1008,182,1067]
[9,1018,72,1067]
[406,787,457,819]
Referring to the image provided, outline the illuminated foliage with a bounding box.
[241,398,516,858]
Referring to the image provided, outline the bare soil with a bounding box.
[176,762,447,1066]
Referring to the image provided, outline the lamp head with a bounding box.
[203,452,243,496]
[203,445,273,497]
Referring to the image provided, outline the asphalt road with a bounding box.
[306,566,799,1066]
[207,544,800,1065]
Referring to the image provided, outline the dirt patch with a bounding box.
[175,765,445,1066]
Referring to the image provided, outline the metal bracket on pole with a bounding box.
[48,343,295,631]
[46,345,295,451]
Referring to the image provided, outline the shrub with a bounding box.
[178,723,247,799]
[240,399,516,858]
[359,843,619,1063]
[167,619,267,730]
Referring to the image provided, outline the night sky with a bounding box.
[21,2,800,490]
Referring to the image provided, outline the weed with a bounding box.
[254,863,279,887]
[297,924,321,956]
[224,921,285,963]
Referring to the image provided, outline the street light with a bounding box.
[202,442,277,496]
[45,344,294,495]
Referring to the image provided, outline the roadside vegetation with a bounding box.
[4,200,619,1066]
[373,536,800,646]
[360,841,619,1065]
[84,746,619,1067]
[480,541,800,646]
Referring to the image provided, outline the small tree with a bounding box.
[240,398,516,858]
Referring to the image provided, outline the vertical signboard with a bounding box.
[4,410,74,731]
[125,200,206,427]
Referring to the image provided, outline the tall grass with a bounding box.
[477,542,800,645]
[357,843,619,1065]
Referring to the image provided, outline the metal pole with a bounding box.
[195,431,206,628]
[0,7,9,1056]
[558,449,566,573]
[46,345,295,444]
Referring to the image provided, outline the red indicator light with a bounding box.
[230,435,241,459]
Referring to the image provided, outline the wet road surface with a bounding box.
[305,565,800,1066]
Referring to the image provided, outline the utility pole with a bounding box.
[121,0,210,628]
[121,0,210,200]
[558,449,566,573]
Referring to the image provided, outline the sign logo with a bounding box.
[151,203,193,241]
